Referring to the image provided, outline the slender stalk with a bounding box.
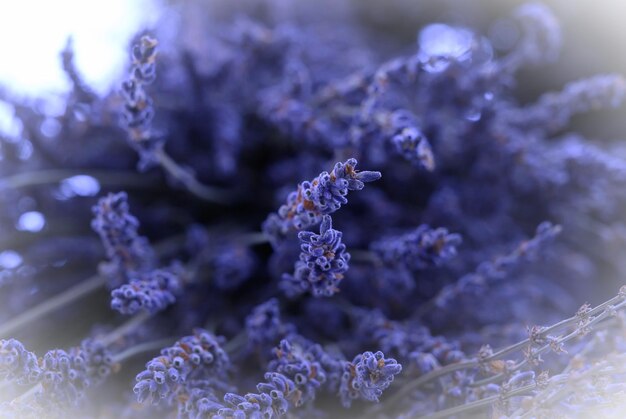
[0,234,185,339]
[0,274,106,339]
[471,298,626,387]
[112,338,175,363]
[100,312,151,347]
[369,290,626,415]
[155,148,233,204]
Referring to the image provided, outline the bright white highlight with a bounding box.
[17,211,46,232]
[0,0,160,96]
[61,175,101,197]
[0,250,22,269]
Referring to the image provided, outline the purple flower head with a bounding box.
[40,349,89,406]
[268,339,326,405]
[224,372,301,417]
[134,329,230,405]
[110,267,182,315]
[340,351,402,407]
[282,215,351,297]
[121,35,162,170]
[91,192,155,287]
[178,384,219,419]
[78,339,114,385]
[391,127,435,171]
[263,158,381,242]
[371,225,462,271]
[0,339,41,385]
[210,243,256,291]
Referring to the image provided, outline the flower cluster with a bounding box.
[340,350,402,407]
[281,215,351,297]
[0,338,113,409]
[91,192,155,287]
[121,35,161,169]
[134,329,230,404]
[111,267,182,315]
[263,158,381,242]
[370,225,462,271]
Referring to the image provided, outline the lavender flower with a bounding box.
[391,126,435,171]
[111,268,182,315]
[268,339,327,405]
[263,158,381,242]
[0,339,41,385]
[340,351,402,407]
[121,35,162,169]
[371,225,462,271]
[282,215,351,297]
[91,192,155,287]
[134,329,230,405]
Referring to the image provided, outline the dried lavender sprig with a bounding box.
[370,286,626,415]
[416,221,561,317]
[262,158,381,243]
[515,352,626,417]
[60,37,97,103]
[281,215,351,297]
[92,191,156,287]
[422,354,626,419]
[2,337,116,409]
[370,225,462,271]
[2,326,170,414]
[502,74,626,133]
[133,329,230,405]
[0,233,185,339]
[472,298,626,388]
[121,36,231,204]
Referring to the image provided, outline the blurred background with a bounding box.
[0,1,625,417]
[1,0,625,136]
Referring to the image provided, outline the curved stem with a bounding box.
[155,148,233,204]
